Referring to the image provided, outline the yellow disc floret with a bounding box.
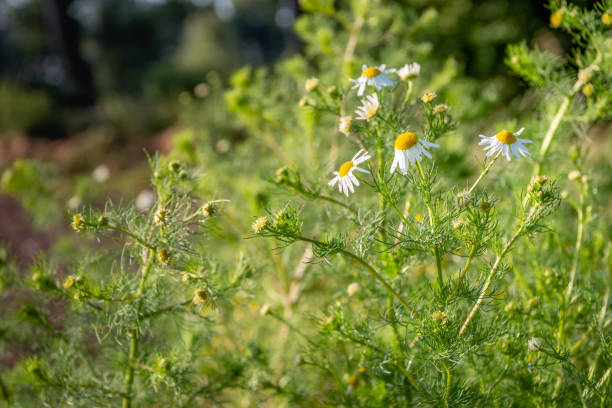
[361,67,381,78]
[394,132,419,151]
[496,130,516,145]
[550,11,563,27]
[338,161,354,177]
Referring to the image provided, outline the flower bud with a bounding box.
[420,91,437,103]
[71,214,86,232]
[527,337,542,352]
[305,77,319,92]
[582,83,594,96]
[154,208,168,226]
[567,170,580,181]
[201,202,217,218]
[168,160,181,173]
[259,303,271,316]
[252,216,269,234]
[157,249,171,264]
[433,104,449,114]
[193,289,209,305]
[347,282,359,296]
[550,10,563,27]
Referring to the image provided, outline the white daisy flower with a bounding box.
[390,132,440,175]
[355,93,379,121]
[397,62,420,80]
[338,116,351,135]
[328,149,371,197]
[350,64,396,96]
[478,128,532,161]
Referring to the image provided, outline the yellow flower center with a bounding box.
[394,132,419,150]
[361,67,381,78]
[496,130,516,145]
[603,12,611,25]
[339,161,354,177]
[550,11,563,27]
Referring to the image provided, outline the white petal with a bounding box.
[421,140,439,148]
[328,175,340,187]
[390,155,398,174]
[353,166,370,174]
[514,127,525,136]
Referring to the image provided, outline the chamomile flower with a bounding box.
[390,131,440,174]
[397,62,420,80]
[328,149,371,197]
[350,64,396,96]
[478,128,532,161]
[456,189,470,207]
[355,93,379,121]
[338,116,351,135]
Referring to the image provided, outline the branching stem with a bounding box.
[457,223,525,338]
[467,151,501,196]
[122,242,155,408]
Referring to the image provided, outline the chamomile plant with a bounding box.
[234,1,610,406]
[0,156,254,407]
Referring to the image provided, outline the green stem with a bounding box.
[108,225,154,250]
[533,96,570,177]
[317,195,358,215]
[457,222,525,338]
[449,243,477,300]
[444,363,452,406]
[566,206,584,299]
[297,236,420,318]
[467,151,501,196]
[389,200,418,234]
[122,246,155,408]
[393,361,434,403]
[268,311,317,347]
[415,161,443,288]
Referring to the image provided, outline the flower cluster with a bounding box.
[326,63,533,197]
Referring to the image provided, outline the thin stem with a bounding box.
[296,235,420,318]
[267,311,317,347]
[457,223,525,338]
[122,245,155,408]
[449,243,477,300]
[532,54,600,177]
[317,194,358,215]
[415,161,444,288]
[467,151,501,196]
[444,363,452,406]
[390,200,418,234]
[533,96,570,177]
[566,206,584,299]
[108,225,154,250]
[393,361,434,403]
